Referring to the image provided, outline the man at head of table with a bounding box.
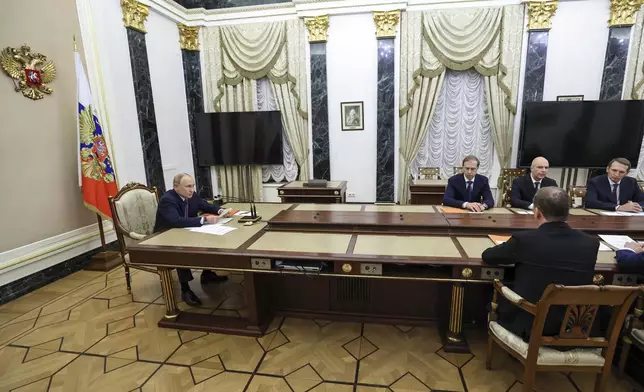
[510,156,558,210]
[482,187,599,341]
[585,157,644,212]
[154,173,232,307]
[443,155,495,212]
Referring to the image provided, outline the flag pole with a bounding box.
[96,214,107,250]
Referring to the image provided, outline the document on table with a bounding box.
[488,235,511,245]
[216,218,232,225]
[598,234,635,250]
[599,211,644,216]
[514,210,534,215]
[234,211,251,216]
[187,225,237,236]
[598,242,612,251]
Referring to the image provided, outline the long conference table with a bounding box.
[127,203,644,353]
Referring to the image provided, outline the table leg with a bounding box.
[158,267,179,320]
[443,282,470,353]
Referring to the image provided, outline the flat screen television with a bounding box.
[517,100,644,168]
[195,111,283,166]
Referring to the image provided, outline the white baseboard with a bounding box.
[0,222,117,286]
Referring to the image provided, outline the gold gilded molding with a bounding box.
[304,15,329,43]
[373,10,400,38]
[526,1,558,31]
[121,0,149,33]
[609,0,643,26]
[178,24,200,51]
[1,45,56,100]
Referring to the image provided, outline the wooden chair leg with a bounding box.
[618,336,632,376]
[486,335,494,370]
[594,363,612,392]
[124,265,132,291]
[522,367,536,392]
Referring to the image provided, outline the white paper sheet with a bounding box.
[234,211,251,216]
[216,218,232,225]
[187,225,237,236]
[598,243,612,251]
[599,211,644,216]
[598,234,635,250]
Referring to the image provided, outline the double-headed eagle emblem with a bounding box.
[1,45,56,100]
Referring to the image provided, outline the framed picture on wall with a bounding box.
[557,95,584,101]
[341,101,364,131]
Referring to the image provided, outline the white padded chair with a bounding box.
[109,182,160,290]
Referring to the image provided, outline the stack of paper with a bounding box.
[598,234,635,250]
[599,211,644,217]
[187,225,237,236]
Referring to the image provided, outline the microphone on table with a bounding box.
[215,194,261,223]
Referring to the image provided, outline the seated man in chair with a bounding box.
[154,173,232,306]
[585,157,644,212]
[443,155,494,212]
[482,187,599,341]
[510,156,557,210]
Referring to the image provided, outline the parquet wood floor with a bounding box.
[0,267,642,392]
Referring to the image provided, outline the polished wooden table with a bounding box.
[409,179,448,205]
[127,203,643,353]
[277,181,347,203]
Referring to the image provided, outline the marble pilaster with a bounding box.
[310,43,331,180]
[126,28,166,193]
[376,39,395,203]
[522,31,549,102]
[181,50,213,198]
[599,27,631,100]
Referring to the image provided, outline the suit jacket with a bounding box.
[482,222,599,340]
[510,174,558,209]
[154,189,222,232]
[616,249,644,270]
[443,174,495,208]
[585,174,644,211]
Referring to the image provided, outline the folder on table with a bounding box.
[488,235,510,245]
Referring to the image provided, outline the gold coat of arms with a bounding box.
[1,45,56,100]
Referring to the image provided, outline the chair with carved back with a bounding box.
[498,168,526,208]
[568,186,588,208]
[487,280,643,392]
[638,181,644,193]
[419,167,441,180]
[618,296,644,375]
[108,182,160,291]
[452,166,463,176]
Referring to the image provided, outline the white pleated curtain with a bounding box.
[623,8,644,178]
[256,78,299,182]
[411,69,494,180]
[203,20,309,200]
[398,6,524,204]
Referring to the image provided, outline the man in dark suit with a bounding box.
[443,155,495,212]
[482,187,599,341]
[154,173,232,306]
[510,156,558,210]
[585,157,644,212]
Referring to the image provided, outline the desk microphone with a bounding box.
[216,194,262,223]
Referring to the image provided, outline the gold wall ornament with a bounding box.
[1,45,56,100]
[373,10,400,38]
[304,15,329,43]
[609,0,643,26]
[178,24,200,51]
[121,0,149,33]
[526,1,558,31]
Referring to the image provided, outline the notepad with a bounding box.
[187,225,237,236]
[440,206,469,214]
[488,235,511,245]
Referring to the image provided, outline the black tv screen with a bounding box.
[195,111,283,165]
[517,100,644,168]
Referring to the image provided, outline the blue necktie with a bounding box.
[467,181,473,202]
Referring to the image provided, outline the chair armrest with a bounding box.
[492,280,537,315]
[127,232,147,240]
[112,219,148,241]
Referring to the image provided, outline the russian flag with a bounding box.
[75,51,118,220]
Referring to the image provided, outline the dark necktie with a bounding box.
[466,181,473,202]
[534,182,540,191]
[184,201,189,218]
[612,183,619,203]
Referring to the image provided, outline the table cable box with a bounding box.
[304,179,328,188]
[275,260,325,272]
